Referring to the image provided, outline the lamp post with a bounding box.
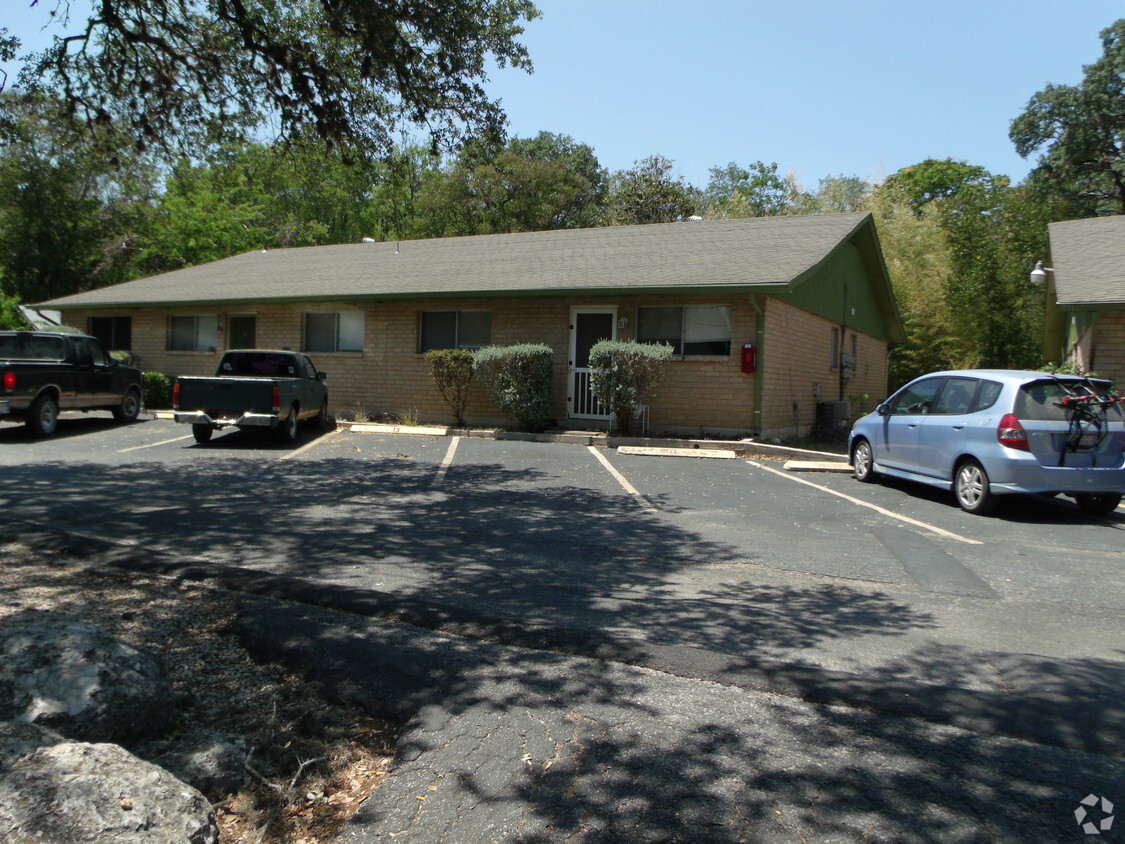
[1030,260,1064,365]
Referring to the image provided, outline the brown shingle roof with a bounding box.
[42,213,875,308]
[1048,216,1125,306]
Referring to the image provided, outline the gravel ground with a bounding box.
[0,540,398,844]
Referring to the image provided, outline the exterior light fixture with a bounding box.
[1030,261,1052,285]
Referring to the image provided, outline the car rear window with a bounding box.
[1016,379,1116,421]
[0,334,66,361]
[976,380,1003,412]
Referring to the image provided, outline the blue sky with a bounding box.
[485,0,1124,190]
[5,1,1123,191]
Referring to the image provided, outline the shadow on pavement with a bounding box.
[5,455,1123,841]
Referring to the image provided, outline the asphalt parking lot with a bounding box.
[2,412,1123,676]
[4,413,1124,841]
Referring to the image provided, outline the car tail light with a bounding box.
[172,381,180,410]
[997,413,1029,450]
[2,371,14,392]
[271,385,280,414]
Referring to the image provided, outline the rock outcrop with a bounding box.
[0,621,222,843]
[0,621,173,744]
[0,741,218,844]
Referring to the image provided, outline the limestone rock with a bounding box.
[0,741,218,844]
[0,621,173,745]
[0,720,68,775]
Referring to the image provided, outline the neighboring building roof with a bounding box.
[1048,216,1125,307]
[41,212,885,309]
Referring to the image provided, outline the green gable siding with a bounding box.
[770,243,889,341]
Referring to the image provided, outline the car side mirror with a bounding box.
[317,371,327,381]
[876,403,890,417]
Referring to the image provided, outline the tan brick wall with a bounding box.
[758,299,887,438]
[1093,310,1125,388]
[64,292,888,435]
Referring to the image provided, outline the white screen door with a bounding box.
[568,307,616,419]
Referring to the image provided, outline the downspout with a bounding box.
[838,281,848,402]
[751,295,765,435]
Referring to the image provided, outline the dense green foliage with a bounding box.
[425,348,476,427]
[142,371,173,409]
[604,155,701,225]
[472,344,554,431]
[869,160,1066,386]
[588,340,673,435]
[0,290,25,329]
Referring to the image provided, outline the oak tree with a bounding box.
[10,0,539,158]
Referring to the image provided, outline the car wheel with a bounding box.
[112,388,141,423]
[26,393,59,438]
[954,459,996,515]
[277,406,298,443]
[317,399,332,431]
[851,438,879,483]
[1073,492,1122,517]
[192,424,213,444]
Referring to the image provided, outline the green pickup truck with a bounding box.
[173,350,330,444]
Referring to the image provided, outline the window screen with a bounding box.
[169,316,217,351]
[304,312,364,353]
[419,311,491,352]
[683,306,732,356]
[637,306,731,356]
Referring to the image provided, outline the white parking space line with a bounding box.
[118,435,194,452]
[747,460,983,545]
[432,436,460,486]
[589,446,657,513]
[276,428,342,461]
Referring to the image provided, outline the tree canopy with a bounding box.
[1010,18,1125,215]
[7,0,540,158]
[605,155,700,225]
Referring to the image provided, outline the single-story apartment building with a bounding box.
[39,212,905,437]
[1042,215,1125,388]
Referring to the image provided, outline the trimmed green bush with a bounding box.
[588,340,672,434]
[472,344,554,432]
[142,371,172,409]
[425,348,475,427]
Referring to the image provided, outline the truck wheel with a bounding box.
[317,399,332,431]
[26,394,59,438]
[192,424,213,444]
[113,388,142,423]
[277,407,298,443]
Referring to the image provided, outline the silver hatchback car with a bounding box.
[848,370,1125,515]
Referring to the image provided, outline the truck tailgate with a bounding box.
[176,376,277,417]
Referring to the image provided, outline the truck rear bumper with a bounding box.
[174,411,277,429]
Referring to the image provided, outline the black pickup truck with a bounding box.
[173,350,329,444]
[0,332,144,437]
